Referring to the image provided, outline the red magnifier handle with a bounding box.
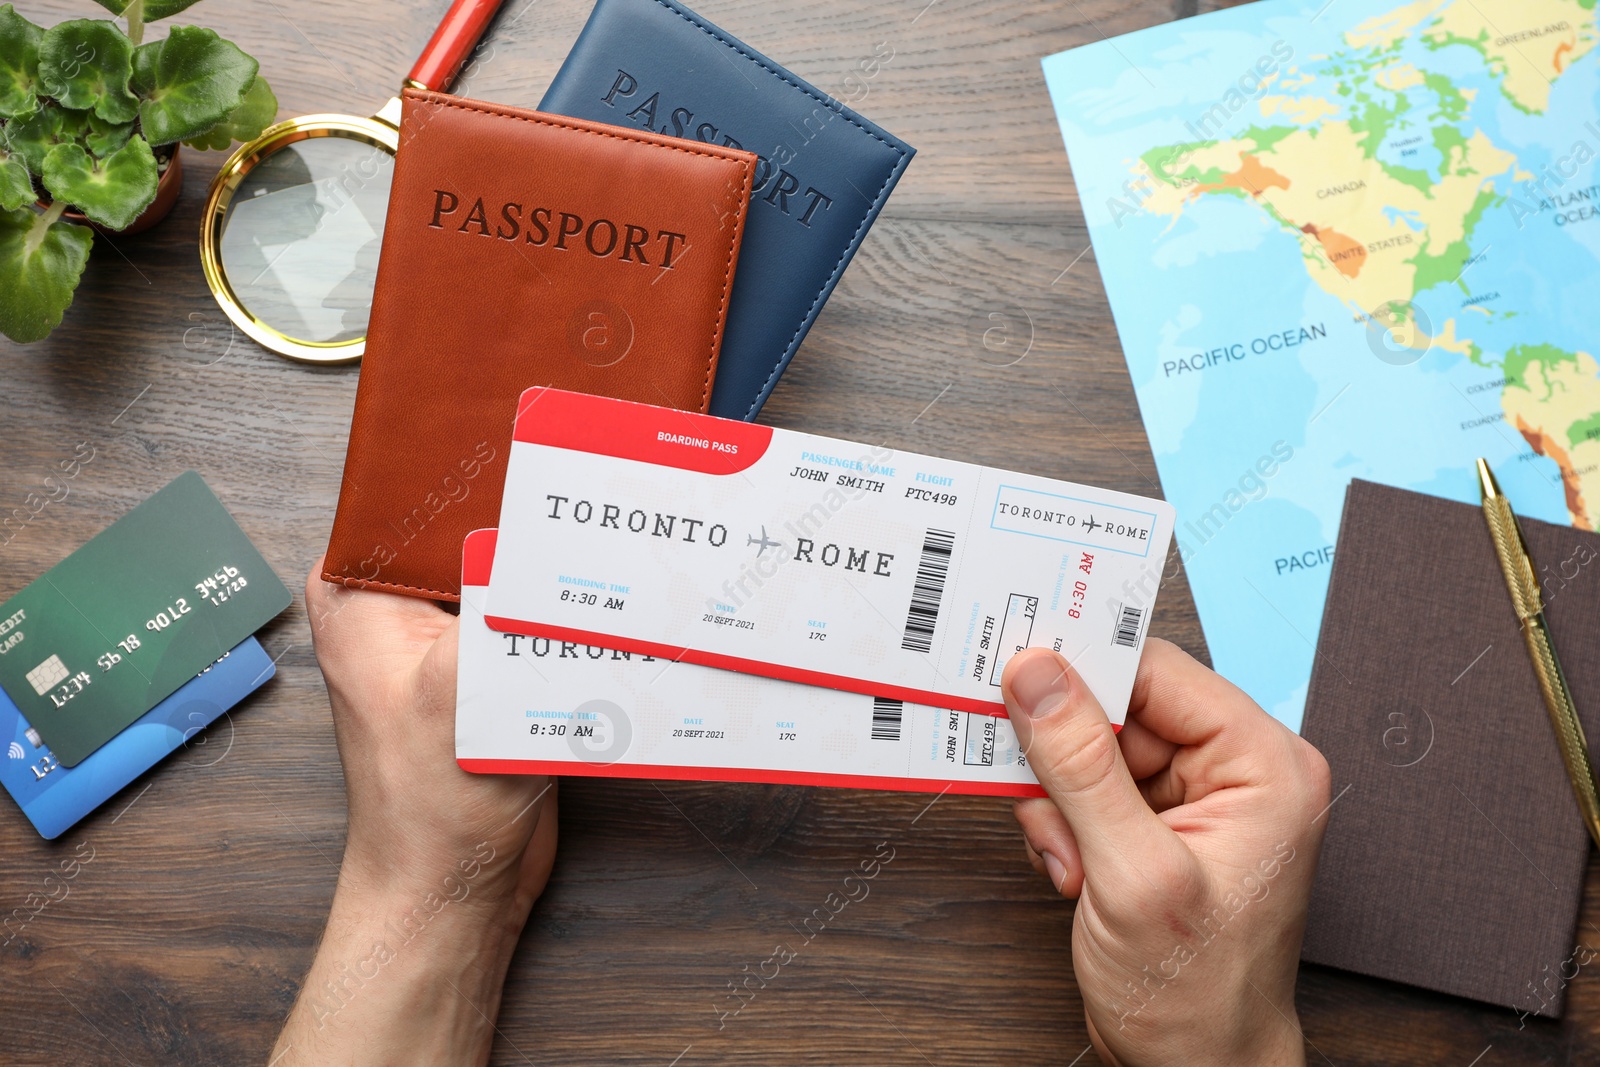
[407,0,508,92]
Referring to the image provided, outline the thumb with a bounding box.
[1002,648,1174,875]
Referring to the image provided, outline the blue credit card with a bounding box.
[1,636,275,839]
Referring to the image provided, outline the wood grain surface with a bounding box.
[2,0,1596,1064]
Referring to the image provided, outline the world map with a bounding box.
[1043,0,1600,729]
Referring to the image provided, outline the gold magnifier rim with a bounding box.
[200,111,400,365]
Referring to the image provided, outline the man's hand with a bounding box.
[271,563,557,1067]
[305,560,556,912]
[1004,640,1329,1067]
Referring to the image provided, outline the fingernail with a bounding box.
[1009,652,1071,718]
[1041,850,1068,894]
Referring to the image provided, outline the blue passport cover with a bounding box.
[540,0,915,420]
[1,637,274,839]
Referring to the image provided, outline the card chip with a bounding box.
[26,655,68,696]
[901,529,956,653]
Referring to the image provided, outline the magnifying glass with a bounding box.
[200,0,506,364]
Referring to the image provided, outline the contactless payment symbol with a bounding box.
[26,654,69,696]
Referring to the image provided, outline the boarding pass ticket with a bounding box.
[483,389,1175,722]
[457,530,1043,796]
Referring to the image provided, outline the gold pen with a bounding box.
[1478,458,1600,850]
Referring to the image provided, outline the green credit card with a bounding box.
[0,471,290,766]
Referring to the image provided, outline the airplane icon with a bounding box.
[1082,515,1101,533]
[747,526,780,555]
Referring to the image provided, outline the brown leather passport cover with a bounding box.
[324,88,755,600]
[1301,479,1600,1017]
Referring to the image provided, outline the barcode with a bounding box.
[871,697,904,741]
[1113,603,1144,649]
[901,528,956,653]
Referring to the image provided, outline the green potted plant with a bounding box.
[0,1,275,342]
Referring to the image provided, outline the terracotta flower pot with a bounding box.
[52,144,185,237]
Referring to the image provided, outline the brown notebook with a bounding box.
[324,88,755,601]
[1301,479,1600,1017]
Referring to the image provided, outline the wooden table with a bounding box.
[2,0,1596,1063]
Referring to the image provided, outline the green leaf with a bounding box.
[130,38,159,95]
[90,0,206,20]
[0,4,44,118]
[85,113,134,156]
[5,105,89,171]
[138,26,255,145]
[40,136,156,229]
[145,0,206,18]
[0,205,92,342]
[0,145,32,210]
[37,19,139,124]
[183,74,275,150]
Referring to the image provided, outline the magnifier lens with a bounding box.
[217,136,396,345]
